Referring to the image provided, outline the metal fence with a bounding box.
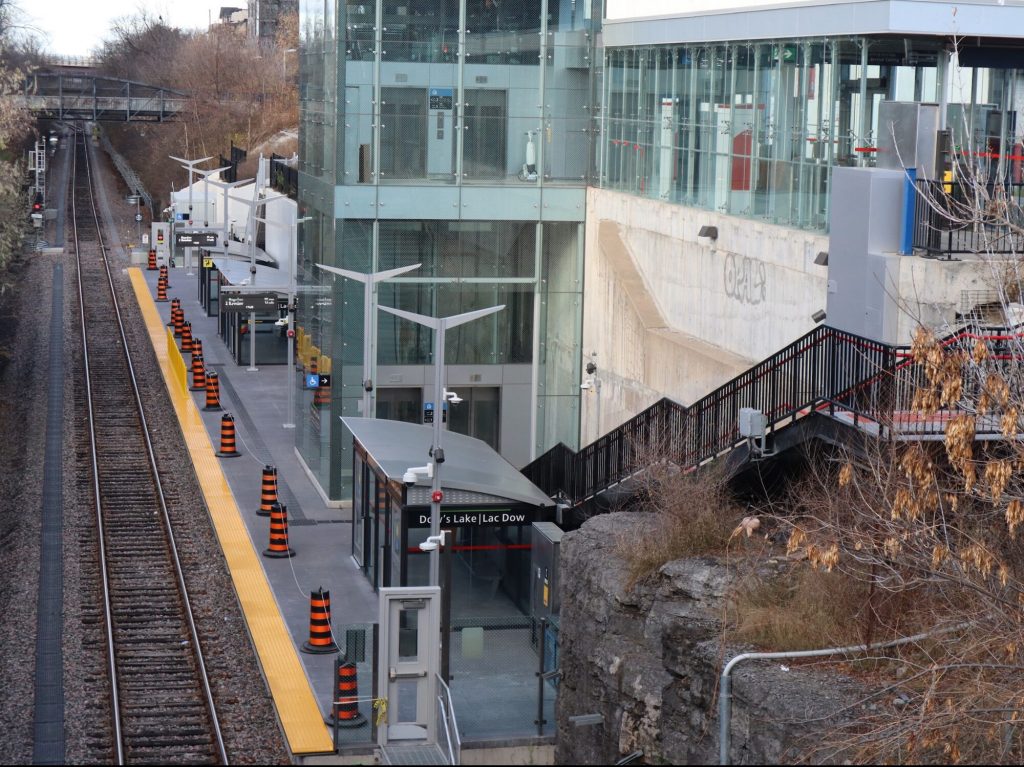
[913,179,1024,258]
[446,615,557,740]
[524,323,1024,511]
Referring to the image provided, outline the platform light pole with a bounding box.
[377,304,504,587]
[316,262,422,419]
[169,155,213,276]
[260,214,311,428]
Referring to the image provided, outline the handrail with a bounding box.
[435,673,461,765]
[523,322,1024,508]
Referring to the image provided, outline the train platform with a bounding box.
[127,264,379,760]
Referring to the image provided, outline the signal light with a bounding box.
[32,193,43,213]
[431,490,443,504]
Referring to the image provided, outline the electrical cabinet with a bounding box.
[530,521,563,622]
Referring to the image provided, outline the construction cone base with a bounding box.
[217,450,242,458]
[262,546,296,558]
[255,508,272,517]
[203,405,223,411]
[302,639,339,654]
[324,712,367,728]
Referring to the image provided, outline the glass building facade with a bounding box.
[296,0,595,499]
[598,37,1023,231]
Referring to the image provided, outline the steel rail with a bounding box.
[72,130,228,764]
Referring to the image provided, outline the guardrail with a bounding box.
[913,179,1024,258]
[436,673,461,765]
[523,323,1024,510]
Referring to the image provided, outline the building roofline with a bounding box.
[603,1,1024,47]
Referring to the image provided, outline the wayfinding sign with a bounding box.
[221,292,280,313]
[175,231,220,248]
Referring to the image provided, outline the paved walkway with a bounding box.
[135,264,380,736]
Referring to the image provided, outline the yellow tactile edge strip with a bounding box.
[129,269,334,756]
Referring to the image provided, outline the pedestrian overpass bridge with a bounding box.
[24,71,187,122]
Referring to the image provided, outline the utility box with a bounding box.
[531,521,564,622]
[738,408,767,438]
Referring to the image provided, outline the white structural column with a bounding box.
[169,155,212,275]
[315,263,422,419]
[376,304,504,587]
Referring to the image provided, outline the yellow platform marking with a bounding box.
[129,269,334,756]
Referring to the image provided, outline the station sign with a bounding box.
[422,402,447,424]
[221,292,281,313]
[407,508,528,528]
[306,374,331,388]
[175,231,220,248]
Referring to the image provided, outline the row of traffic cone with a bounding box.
[156,275,362,725]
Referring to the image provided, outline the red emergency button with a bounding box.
[431,490,443,504]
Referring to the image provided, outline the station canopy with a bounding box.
[212,256,287,291]
[342,417,554,508]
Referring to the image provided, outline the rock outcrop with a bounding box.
[556,513,869,765]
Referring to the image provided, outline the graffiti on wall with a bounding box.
[723,253,767,305]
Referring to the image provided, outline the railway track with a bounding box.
[70,130,228,764]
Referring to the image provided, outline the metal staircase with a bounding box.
[523,324,1022,511]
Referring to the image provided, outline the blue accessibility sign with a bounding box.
[306,374,320,389]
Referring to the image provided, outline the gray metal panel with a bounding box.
[539,188,588,222]
[877,102,941,178]
[335,184,379,217]
[603,1,1024,47]
[341,416,554,507]
[377,186,462,219]
[827,167,905,344]
[458,187,546,221]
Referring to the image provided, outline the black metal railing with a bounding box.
[523,324,1024,509]
[913,179,1024,258]
[270,153,298,199]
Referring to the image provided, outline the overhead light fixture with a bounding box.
[697,225,718,240]
[812,310,827,323]
[814,251,829,266]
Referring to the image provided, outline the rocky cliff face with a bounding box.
[555,513,868,765]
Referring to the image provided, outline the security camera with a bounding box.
[447,393,463,405]
[580,380,592,390]
[419,538,439,552]
[403,470,418,487]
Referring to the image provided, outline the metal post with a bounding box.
[536,617,547,736]
[285,221,297,427]
[429,323,445,587]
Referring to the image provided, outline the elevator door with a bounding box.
[447,386,500,451]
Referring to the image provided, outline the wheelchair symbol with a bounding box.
[306,374,319,389]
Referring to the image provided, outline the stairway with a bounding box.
[522,324,1021,511]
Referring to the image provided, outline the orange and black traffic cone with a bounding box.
[159,264,171,288]
[301,588,339,654]
[180,321,194,354]
[216,413,241,457]
[166,297,181,325]
[147,249,157,270]
[189,354,206,391]
[256,465,278,517]
[314,379,331,408]
[191,337,203,363]
[326,660,366,727]
[173,306,185,338]
[155,277,168,302]
[263,502,295,558]
[204,371,222,411]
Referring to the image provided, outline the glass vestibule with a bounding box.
[600,37,1024,232]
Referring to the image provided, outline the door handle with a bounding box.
[389,668,428,681]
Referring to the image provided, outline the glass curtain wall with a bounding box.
[599,37,1024,231]
[341,0,594,185]
[297,0,591,499]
